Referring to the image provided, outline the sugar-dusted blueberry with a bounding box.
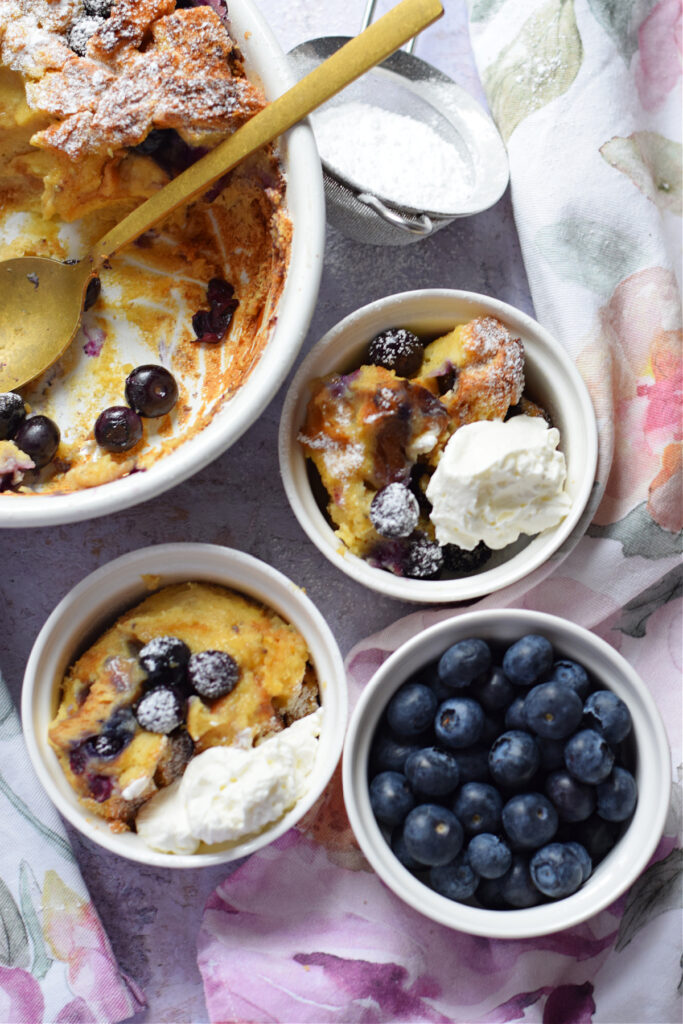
[502,792,558,849]
[386,682,437,737]
[565,841,592,882]
[530,842,585,899]
[370,731,422,775]
[442,540,492,575]
[404,746,460,798]
[94,406,143,452]
[403,803,464,866]
[435,696,485,749]
[0,392,25,440]
[564,728,615,784]
[583,690,632,745]
[139,636,190,685]
[13,414,60,468]
[369,483,419,539]
[125,364,179,418]
[84,0,112,15]
[453,781,503,835]
[504,695,527,731]
[369,771,415,828]
[188,650,240,700]
[489,730,540,789]
[429,852,479,900]
[545,769,595,822]
[549,659,591,699]
[403,532,444,579]
[67,15,105,55]
[135,686,185,734]
[596,766,637,822]
[472,665,515,714]
[523,680,584,740]
[367,327,424,378]
[467,833,512,879]
[502,634,554,686]
[499,853,543,908]
[438,638,492,689]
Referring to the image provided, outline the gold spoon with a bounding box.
[0,0,443,393]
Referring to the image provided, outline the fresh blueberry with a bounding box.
[504,695,527,731]
[369,483,420,539]
[438,638,492,689]
[529,842,585,898]
[188,650,240,700]
[488,730,540,788]
[404,747,460,798]
[476,875,506,909]
[596,766,637,822]
[583,691,633,745]
[502,634,554,686]
[472,665,515,713]
[565,841,592,882]
[563,815,620,866]
[94,406,143,452]
[442,540,492,575]
[499,853,543,907]
[125,365,179,418]
[13,415,60,468]
[450,745,490,784]
[545,769,596,822]
[549,659,591,699]
[390,827,423,871]
[434,697,485,749]
[369,771,415,827]
[502,792,558,849]
[467,833,512,879]
[386,683,438,737]
[523,680,584,739]
[135,686,185,734]
[0,392,25,440]
[370,731,422,774]
[564,729,615,784]
[403,804,464,866]
[453,782,502,835]
[367,327,424,378]
[139,636,190,685]
[403,532,444,579]
[429,852,480,901]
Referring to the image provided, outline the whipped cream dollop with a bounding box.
[426,415,571,551]
[136,708,324,855]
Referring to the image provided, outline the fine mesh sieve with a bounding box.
[289,2,509,246]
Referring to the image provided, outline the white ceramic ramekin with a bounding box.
[342,609,671,939]
[1,0,325,528]
[22,544,347,868]
[279,289,598,602]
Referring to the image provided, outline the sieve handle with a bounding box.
[357,193,435,235]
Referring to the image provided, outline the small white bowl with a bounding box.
[279,289,598,603]
[22,544,347,868]
[342,609,671,939]
[1,0,325,529]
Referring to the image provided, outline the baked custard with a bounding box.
[48,581,320,834]
[299,317,568,580]
[0,0,291,495]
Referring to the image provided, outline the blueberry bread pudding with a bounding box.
[48,582,319,830]
[0,0,291,494]
[299,317,553,581]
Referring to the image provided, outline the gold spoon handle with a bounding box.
[92,0,443,265]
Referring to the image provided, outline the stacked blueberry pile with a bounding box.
[368,634,637,908]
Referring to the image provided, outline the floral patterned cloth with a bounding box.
[196,1,681,1021]
[0,675,145,1024]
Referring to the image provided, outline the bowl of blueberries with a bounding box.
[279,289,597,603]
[342,609,670,938]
